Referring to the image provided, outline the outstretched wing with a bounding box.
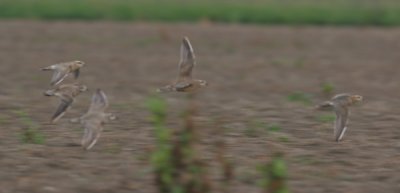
[81,121,102,150]
[178,37,196,79]
[333,105,349,142]
[51,97,73,123]
[315,101,334,111]
[88,89,109,113]
[50,68,69,86]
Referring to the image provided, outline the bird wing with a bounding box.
[73,68,80,79]
[50,67,69,86]
[88,89,109,113]
[81,120,103,150]
[333,105,349,142]
[175,82,192,91]
[315,101,334,111]
[51,97,73,123]
[178,37,195,79]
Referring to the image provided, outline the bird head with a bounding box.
[74,60,85,68]
[79,85,88,92]
[197,79,208,87]
[350,95,363,104]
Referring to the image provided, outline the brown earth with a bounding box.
[0,21,400,193]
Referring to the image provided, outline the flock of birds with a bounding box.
[39,36,362,150]
[41,60,116,150]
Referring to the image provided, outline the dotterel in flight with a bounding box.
[316,93,363,142]
[158,37,207,92]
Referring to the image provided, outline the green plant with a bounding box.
[316,114,335,123]
[245,122,283,136]
[0,114,7,124]
[12,109,29,117]
[260,153,290,193]
[268,124,282,132]
[278,136,289,143]
[20,127,45,144]
[321,82,335,95]
[146,95,174,193]
[14,109,45,144]
[146,94,210,193]
[287,92,312,105]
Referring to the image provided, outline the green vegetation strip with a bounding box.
[1,0,400,26]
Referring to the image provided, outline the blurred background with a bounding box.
[0,0,400,25]
[1,0,400,193]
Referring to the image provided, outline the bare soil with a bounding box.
[0,21,400,193]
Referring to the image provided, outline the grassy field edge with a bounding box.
[1,0,400,26]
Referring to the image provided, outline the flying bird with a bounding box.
[315,93,363,142]
[158,37,208,92]
[74,89,115,150]
[44,83,88,123]
[42,60,85,86]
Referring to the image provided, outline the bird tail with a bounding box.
[43,90,55,96]
[157,85,174,93]
[41,65,55,71]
